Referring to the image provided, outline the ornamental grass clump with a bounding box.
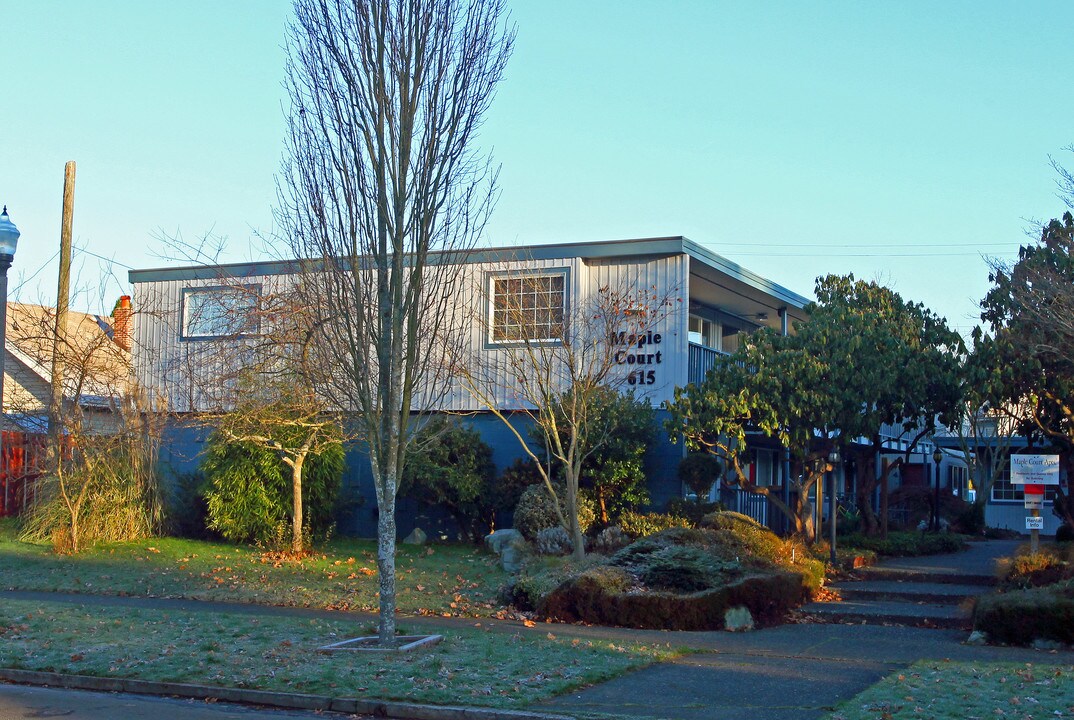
[999,547,1073,589]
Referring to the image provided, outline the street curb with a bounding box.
[0,668,575,720]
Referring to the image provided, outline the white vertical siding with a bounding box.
[131,252,691,413]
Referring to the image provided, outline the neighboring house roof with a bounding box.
[3,302,131,414]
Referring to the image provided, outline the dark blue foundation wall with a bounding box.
[158,410,686,540]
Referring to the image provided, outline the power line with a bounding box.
[725,251,1019,258]
[11,250,61,296]
[73,246,134,269]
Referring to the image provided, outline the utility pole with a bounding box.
[49,161,75,476]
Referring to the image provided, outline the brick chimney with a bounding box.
[113,295,132,351]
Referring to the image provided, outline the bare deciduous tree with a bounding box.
[455,274,678,560]
[277,0,513,645]
[10,302,163,553]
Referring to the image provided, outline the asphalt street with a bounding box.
[0,683,374,720]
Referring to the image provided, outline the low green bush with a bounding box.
[617,510,691,539]
[507,554,608,610]
[701,511,824,591]
[512,514,823,628]
[974,580,1074,645]
[811,541,878,571]
[637,545,741,593]
[201,433,343,548]
[840,531,966,558]
[540,570,807,630]
[512,483,596,540]
[664,498,724,526]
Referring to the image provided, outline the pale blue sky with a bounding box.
[1,1,1071,336]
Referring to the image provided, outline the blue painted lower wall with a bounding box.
[159,410,686,540]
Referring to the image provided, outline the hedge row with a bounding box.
[538,567,808,630]
[974,580,1074,645]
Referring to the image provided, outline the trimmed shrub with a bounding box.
[638,545,741,592]
[400,421,504,543]
[512,483,595,540]
[700,511,824,591]
[535,526,576,556]
[840,531,966,558]
[201,433,343,547]
[974,580,1074,645]
[507,555,608,610]
[540,570,807,630]
[677,453,723,500]
[617,510,691,539]
[592,525,630,554]
[664,498,724,526]
[1057,524,1074,543]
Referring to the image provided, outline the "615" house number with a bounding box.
[627,370,656,385]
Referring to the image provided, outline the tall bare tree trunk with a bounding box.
[290,453,306,554]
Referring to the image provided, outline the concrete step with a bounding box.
[830,580,989,606]
[800,599,971,630]
[854,565,996,587]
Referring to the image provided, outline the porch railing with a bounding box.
[688,343,726,386]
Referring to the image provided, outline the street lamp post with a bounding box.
[932,448,943,532]
[0,206,21,513]
[828,448,840,566]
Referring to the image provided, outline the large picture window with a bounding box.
[490,272,566,343]
[181,285,261,340]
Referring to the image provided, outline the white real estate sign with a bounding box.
[1010,455,1060,485]
[1027,516,1045,531]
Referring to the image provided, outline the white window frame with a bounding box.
[180,284,261,341]
[487,270,568,345]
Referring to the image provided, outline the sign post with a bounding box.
[1011,455,1060,553]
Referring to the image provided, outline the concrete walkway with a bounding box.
[801,538,1018,629]
[0,540,1063,720]
[540,539,1060,720]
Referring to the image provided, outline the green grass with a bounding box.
[0,523,509,617]
[826,660,1074,719]
[0,598,680,709]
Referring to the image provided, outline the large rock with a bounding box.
[501,540,527,573]
[485,529,523,554]
[402,527,427,545]
[724,606,755,632]
[485,529,528,573]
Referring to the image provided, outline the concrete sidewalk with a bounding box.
[540,539,1057,720]
[0,539,1061,720]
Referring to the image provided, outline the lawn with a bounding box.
[826,660,1074,720]
[0,520,510,617]
[0,598,681,709]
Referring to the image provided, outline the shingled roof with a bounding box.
[3,302,131,414]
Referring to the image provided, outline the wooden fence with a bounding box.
[0,431,49,517]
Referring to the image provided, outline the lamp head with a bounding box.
[0,206,21,257]
[933,448,943,463]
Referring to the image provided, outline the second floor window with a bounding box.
[181,285,261,340]
[688,314,719,349]
[490,273,565,343]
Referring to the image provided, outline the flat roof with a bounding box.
[129,235,811,309]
